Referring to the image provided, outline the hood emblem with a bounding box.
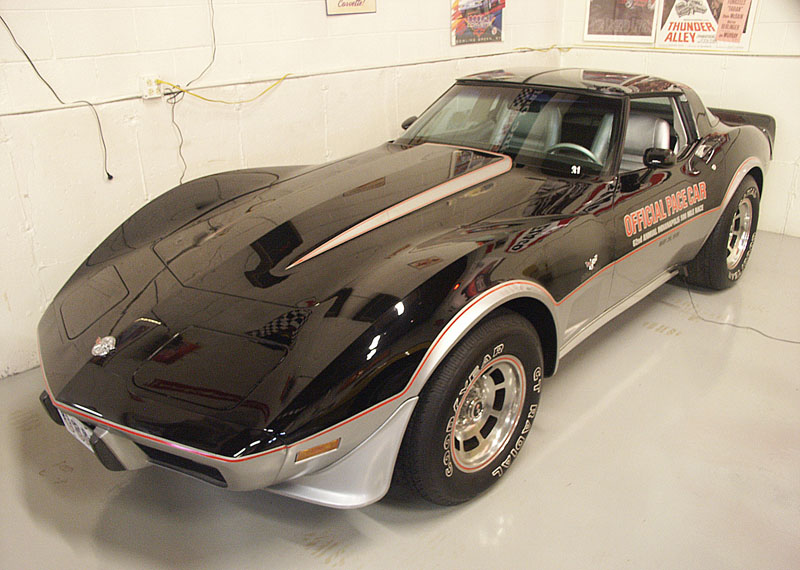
[585,254,598,271]
[91,336,117,357]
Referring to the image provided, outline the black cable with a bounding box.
[1,13,113,180]
[187,0,217,88]
[166,90,189,184]
[681,275,800,345]
[167,0,217,185]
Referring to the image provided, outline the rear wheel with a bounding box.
[686,174,760,289]
[395,310,543,505]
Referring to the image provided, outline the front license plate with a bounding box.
[58,410,95,453]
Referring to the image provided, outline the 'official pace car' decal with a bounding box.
[623,181,707,247]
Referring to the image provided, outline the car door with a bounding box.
[608,94,705,306]
[478,91,624,343]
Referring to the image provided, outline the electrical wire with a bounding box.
[186,0,217,88]
[165,0,220,185]
[1,41,795,123]
[166,90,189,184]
[0,45,550,121]
[162,70,290,183]
[0,13,113,180]
[681,275,800,345]
[157,74,291,105]
[572,42,800,58]
[158,0,288,183]
[514,44,572,54]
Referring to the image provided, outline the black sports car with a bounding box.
[37,68,774,507]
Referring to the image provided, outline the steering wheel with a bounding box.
[546,143,601,166]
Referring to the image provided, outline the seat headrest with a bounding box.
[624,114,670,156]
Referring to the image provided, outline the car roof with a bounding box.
[457,67,685,96]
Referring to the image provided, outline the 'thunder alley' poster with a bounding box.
[656,0,758,50]
[451,0,506,46]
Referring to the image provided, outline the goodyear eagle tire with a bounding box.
[686,174,760,290]
[396,310,542,505]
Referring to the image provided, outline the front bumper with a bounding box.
[40,390,287,490]
[40,389,417,507]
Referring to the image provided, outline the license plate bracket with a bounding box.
[58,410,95,453]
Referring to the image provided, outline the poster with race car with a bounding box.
[584,0,659,43]
[656,0,758,50]
[451,0,505,46]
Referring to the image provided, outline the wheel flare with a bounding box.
[451,355,525,472]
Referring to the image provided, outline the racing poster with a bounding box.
[656,0,758,50]
[584,0,659,43]
[451,0,505,46]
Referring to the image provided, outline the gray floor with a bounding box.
[2,231,798,569]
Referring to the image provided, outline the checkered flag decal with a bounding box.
[509,88,542,113]
[246,309,311,346]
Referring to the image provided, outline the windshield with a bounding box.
[397,84,622,176]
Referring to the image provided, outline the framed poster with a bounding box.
[584,0,659,43]
[326,0,376,16]
[656,0,758,50]
[451,0,506,46]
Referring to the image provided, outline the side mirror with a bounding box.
[643,147,676,168]
[401,116,417,130]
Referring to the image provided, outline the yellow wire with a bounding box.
[156,73,291,105]
[514,45,573,54]
[518,43,798,57]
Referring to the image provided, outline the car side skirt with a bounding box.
[559,268,678,360]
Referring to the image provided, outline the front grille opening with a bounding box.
[137,445,228,488]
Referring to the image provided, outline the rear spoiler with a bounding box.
[709,107,776,158]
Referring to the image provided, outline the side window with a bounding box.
[620,96,689,172]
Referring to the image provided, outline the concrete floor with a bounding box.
[1,231,798,570]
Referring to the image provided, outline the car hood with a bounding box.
[150,143,510,308]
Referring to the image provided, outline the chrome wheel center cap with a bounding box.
[469,399,484,421]
[458,386,486,428]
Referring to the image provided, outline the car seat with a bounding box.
[620,113,670,171]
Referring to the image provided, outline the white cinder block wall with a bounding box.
[1,0,797,378]
[0,0,561,377]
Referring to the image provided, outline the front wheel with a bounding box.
[395,310,543,505]
[686,174,760,289]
